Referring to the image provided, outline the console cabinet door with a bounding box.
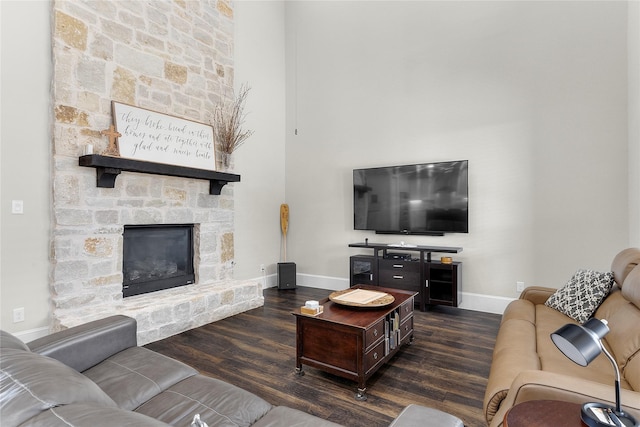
[350,255,377,286]
[425,261,461,307]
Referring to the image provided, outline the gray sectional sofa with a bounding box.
[1,315,342,427]
[1,314,459,427]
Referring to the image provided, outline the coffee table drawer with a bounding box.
[400,316,413,342]
[364,339,386,373]
[399,298,414,323]
[365,318,385,349]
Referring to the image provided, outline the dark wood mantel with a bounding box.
[78,154,240,195]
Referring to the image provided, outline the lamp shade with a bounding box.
[550,318,609,366]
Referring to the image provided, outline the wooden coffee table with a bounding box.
[292,285,417,400]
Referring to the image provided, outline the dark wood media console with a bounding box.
[348,242,462,311]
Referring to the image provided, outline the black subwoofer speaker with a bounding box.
[277,262,296,289]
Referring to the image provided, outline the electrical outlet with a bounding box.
[13,307,25,323]
[11,200,24,214]
[260,264,265,272]
[516,281,525,292]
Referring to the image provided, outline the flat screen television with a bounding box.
[353,160,468,235]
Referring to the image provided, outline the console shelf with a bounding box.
[348,242,462,311]
[79,154,240,195]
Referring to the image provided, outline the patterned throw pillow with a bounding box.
[545,269,614,323]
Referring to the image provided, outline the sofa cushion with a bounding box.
[482,305,541,424]
[0,349,117,427]
[135,374,273,427]
[0,330,30,351]
[544,269,614,322]
[82,346,197,411]
[533,304,620,387]
[596,289,640,391]
[611,248,640,287]
[18,403,171,427]
[621,264,640,309]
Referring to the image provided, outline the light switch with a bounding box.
[11,200,24,214]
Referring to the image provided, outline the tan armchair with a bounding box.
[483,248,640,427]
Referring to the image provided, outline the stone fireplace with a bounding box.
[50,166,264,345]
[49,1,263,345]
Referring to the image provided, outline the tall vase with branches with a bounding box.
[213,83,254,170]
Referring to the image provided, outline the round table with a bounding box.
[504,400,587,427]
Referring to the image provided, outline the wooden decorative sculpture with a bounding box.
[280,204,289,261]
[101,124,121,156]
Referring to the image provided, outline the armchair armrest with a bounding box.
[27,315,137,372]
[518,286,556,305]
[488,370,640,427]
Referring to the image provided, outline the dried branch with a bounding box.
[213,83,254,154]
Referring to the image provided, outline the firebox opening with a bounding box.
[123,224,195,298]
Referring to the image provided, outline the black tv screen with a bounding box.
[353,160,468,235]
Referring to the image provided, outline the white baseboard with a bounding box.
[255,273,277,289]
[296,274,349,291]
[255,273,348,291]
[459,292,514,315]
[12,326,50,343]
[256,272,513,315]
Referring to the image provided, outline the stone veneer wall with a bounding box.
[50,0,262,345]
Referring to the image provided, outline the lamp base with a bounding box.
[581,402,638,427]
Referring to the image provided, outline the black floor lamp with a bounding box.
[551,318,638,427]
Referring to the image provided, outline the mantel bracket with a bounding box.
[209,180,229,195]
[96,167,121,188]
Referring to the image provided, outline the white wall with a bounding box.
[283,1,630,303]
[630,0,640,248]
[233,1,287,284]
[0,0,51,335]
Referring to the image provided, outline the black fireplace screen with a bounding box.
[122,224,195,297]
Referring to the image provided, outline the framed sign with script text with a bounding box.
[112,101,216,171]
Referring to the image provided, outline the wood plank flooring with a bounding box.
[145,287,501,427]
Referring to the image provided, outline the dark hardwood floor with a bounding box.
[146,287,501,427]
